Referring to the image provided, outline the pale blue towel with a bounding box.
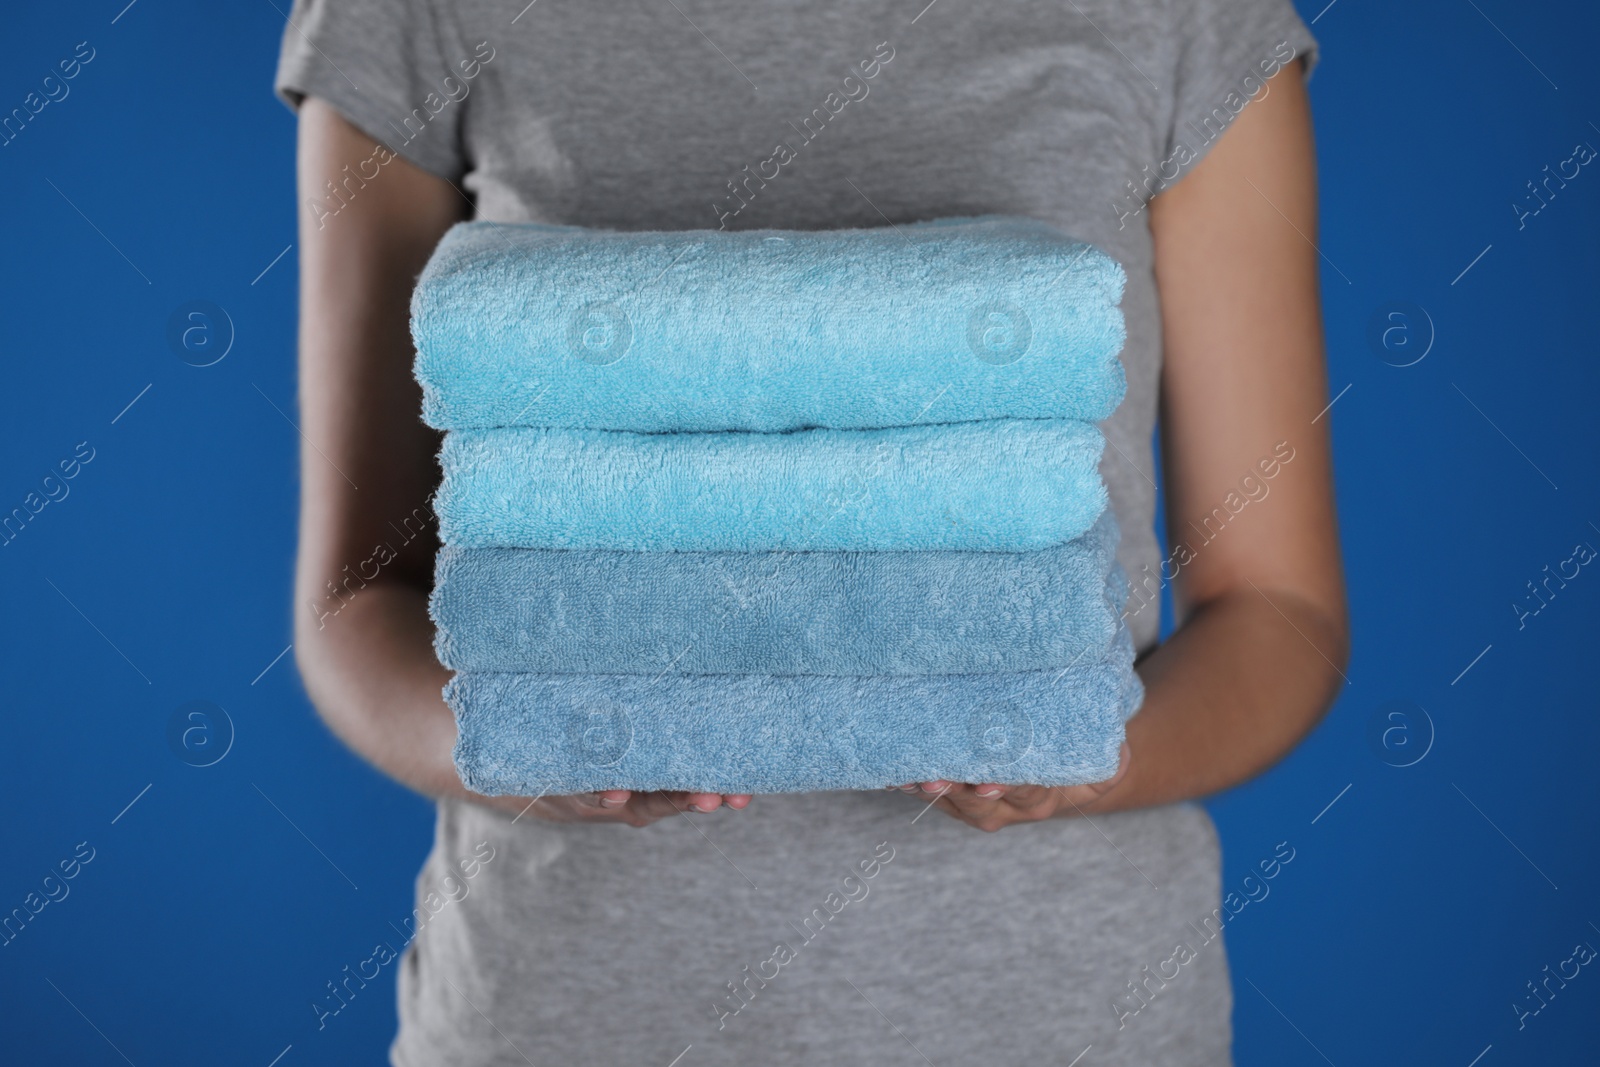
[432,514,1123,675]
[412,215,1127,432]
[448,620,1140,795]
[435,419,1106,551]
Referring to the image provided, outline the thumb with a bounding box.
[1086,743,1132,795]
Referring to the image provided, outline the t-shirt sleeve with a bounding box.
[273,0,472,181]
[1161,0,1319,177]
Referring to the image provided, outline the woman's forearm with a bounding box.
[1082,587,1348,814]
[293,581,474,804]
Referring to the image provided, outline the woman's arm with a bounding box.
[290,99,745,824]
[911,61,1349,830]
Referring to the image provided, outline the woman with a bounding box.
[277,0,1346,1062]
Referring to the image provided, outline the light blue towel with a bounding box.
[432,514,1123,676]
[412,215,1128,432]
[448,621,1141,795]
[435,419,1106,551]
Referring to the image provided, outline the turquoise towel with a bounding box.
[447,617,1140,795]
[431,514,1124,676]
[435,420,1107,551]
[412,215,1127,432]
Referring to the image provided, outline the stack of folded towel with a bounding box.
[415,215,1143,796]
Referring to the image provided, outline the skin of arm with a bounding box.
[912,59,1350,830]
[290,98,746,825]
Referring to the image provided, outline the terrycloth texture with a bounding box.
[412,216,1128,433]
[432,513,1123,675]
[435,419,1106,551]
[448,619,1141,795]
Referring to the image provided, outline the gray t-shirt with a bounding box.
[277,2,1317,1062]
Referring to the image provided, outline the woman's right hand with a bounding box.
[487,791,752,826]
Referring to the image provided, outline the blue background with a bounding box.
[1,1,1596,1064]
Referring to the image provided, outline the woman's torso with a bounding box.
[275,1,1317,1061]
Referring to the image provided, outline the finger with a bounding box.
[724,794,753,810]
[934,783,1007,822]
[529,793,615,823]
[596,790,631,810]
[1000,784,1055,812]
[683,792,723,813]
[917,779,954,796]
[930,791,1011,831]
[653,791,695,816]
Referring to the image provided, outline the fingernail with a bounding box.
[975,787,1002,798]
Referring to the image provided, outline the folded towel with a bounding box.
[412,215,1127,432]
[448,621,1141,795]
[435,419,1107,551]
[432,513,1123,675]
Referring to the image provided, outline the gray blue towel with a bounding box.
[432,514,1123,676]
[435,419,1106,551]
[448,619,1140,795]
[412,216,1127,433]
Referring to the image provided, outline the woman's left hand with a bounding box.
[892,743,1131,832]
